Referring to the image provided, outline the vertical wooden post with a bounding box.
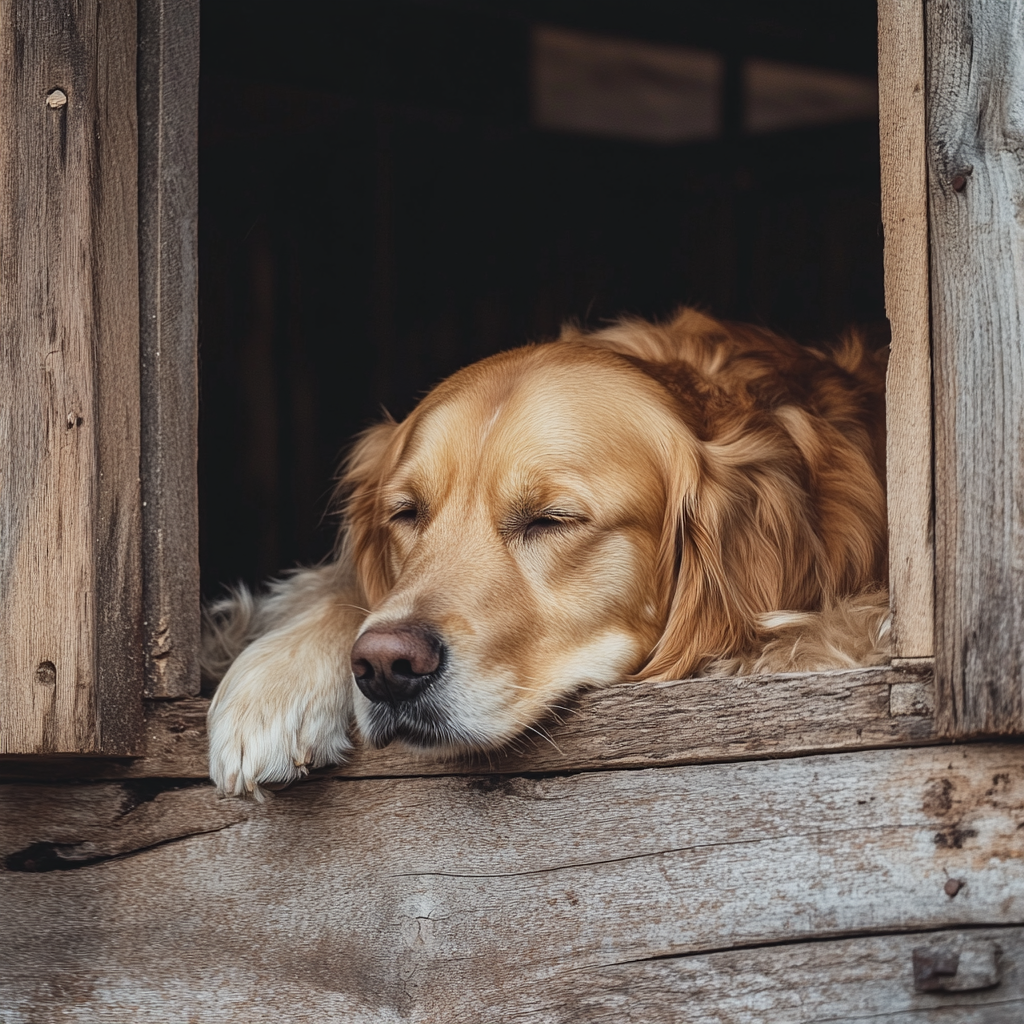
[138,0,201,698]
[928,0,1024,735]
[0,0,143,753]
[877,0,934,662]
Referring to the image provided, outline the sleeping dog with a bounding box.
[204,309,889,798]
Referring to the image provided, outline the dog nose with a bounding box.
[351,624,444,704]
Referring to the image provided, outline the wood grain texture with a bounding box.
[138,0,201,698]
[0,664,939,781]
[562,928,1024,1023]
[927,0,1024,736]
[0,0,143,754]
[1,744,1022,1021]
[878,0,934,659]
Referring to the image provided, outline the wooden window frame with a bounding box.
[2,0,1021,768]
[881,0,1024,739]
[878,0,933,666]
[137,0,201,702]
[0,0,144,755]
[0,0,199,756]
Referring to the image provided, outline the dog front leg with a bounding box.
[206,565,366,799]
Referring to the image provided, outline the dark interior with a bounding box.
[199,0,884,597]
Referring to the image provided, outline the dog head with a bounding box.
[339,314,886,752]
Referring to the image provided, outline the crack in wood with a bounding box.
[388,821,967,882]
[4,819,243,872]
[579,920,1021,973]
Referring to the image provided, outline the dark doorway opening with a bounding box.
[199,0,884,596]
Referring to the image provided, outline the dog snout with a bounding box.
[351,623,445,704]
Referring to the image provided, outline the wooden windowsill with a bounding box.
[0,662,939,782]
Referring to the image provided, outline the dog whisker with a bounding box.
[521,723,565,756]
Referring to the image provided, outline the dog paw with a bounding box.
[207,628,354,800]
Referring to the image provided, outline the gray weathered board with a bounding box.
[137,0,201,699]
[0,0,143,754]
[928,0,1024,736]
[0,664,936,780]
[2,743,1023,1022]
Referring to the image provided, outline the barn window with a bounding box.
[3,0,1021,760]
[3,2,1024,1018]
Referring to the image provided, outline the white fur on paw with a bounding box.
[207,627,354,800]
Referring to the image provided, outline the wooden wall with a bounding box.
[2,664,1022,1021]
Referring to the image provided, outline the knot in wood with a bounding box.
[35,661,56,687]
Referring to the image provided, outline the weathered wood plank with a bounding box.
[0,664,938,780]
[1,745,1021,1021]
[138,0,201,698]
[563,928,1024,1023]
[0,0,143,753]
[928,0,1024,736]
[878,0,933,659]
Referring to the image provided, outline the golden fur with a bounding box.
[205,309,890,797]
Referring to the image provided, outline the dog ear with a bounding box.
[335,419,401,605]
[641,435,818,680]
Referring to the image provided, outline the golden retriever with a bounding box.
[205,309,889,797]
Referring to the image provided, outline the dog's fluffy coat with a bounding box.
[205,309,889,797]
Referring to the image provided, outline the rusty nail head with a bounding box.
[46,89,67,109]
[950,167,973,192]
[944,878,963,897]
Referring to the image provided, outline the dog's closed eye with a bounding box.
[388,501,421,525]
[513,510,586,542]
